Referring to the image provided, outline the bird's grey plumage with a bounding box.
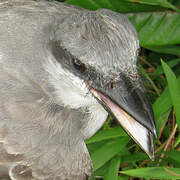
[0,0,156,179]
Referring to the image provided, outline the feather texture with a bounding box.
[0,0,147,179]
[0,1,110,179]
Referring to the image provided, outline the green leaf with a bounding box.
[121,167,180,179]
[66,0,179,12]
[174,134,180,147]
[118,176,129,180]
[161,60,180,129]
[153,87,172,134]
[164,150,180,163]
[93,160,110,176]
[127,0,179,11]
[86,127,127,144]
[152,76,180,134]
[108,0,162,12]
[146,45,180,56]
[153,87,171,120]
[122,152,149,163]
[104,156,121,180]
[89,0,115,10]
[128,12,180,46]
[91,137,129,171]
[152,58,180,78]
[156,109,171,136]
[87,140,108,155]
[66,0,163,12]
[66,0,99,10]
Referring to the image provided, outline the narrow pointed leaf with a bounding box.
[174,134,180,147]
[121,167,180,179]
[161,60,180,129]
[153,87,172,134]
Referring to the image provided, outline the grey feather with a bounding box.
[0,0,147,179]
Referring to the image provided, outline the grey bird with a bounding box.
[0,0,157,179]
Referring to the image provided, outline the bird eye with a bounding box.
[72,58,86,73]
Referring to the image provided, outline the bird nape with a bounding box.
[0,0,156,179]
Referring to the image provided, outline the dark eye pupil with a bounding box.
[73,58,86,73]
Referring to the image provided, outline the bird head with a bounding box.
[46,8,156,160]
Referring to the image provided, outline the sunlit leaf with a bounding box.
[121,167,180,179]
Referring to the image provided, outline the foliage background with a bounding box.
[60,0,180,179]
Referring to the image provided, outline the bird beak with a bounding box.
[89,80,156,160]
